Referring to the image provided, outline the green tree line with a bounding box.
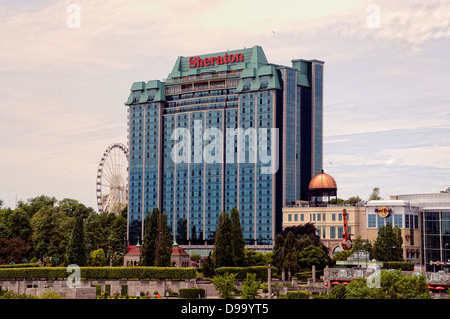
[0,195,127,267]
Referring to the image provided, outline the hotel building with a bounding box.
[124,46,324,248]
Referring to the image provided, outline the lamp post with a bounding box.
[267,263,272,299]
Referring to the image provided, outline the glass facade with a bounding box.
[422,211,450,270]
[125,46,323,247]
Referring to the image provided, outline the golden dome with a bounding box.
[309,170,337,190]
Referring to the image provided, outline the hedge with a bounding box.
[215,266,278,280]
[179,288,206,299]
[382,262,414,271]
[0,263,40,269]
[0,267,198,280]
[286,291,311,299]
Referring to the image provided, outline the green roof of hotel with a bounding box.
[167,45,269,80]
[125,46,320,104]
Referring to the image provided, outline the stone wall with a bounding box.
[0,278,196,299]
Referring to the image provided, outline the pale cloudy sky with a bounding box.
[0,0,449,210]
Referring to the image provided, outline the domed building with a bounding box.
[308,170,338,206]
[282,170,367,257]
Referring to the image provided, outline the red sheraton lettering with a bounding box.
[189,53,243,68]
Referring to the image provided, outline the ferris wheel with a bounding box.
[96,143,129,214]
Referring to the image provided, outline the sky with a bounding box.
[0,0,449,210]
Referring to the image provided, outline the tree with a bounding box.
[369,187,382,200]
[329,270,431,299]
[352,235,374,259]
[108,215,127,254]
[298,245,330,270]
[0,237,31,264]
[66,214,87,266]
[201,252,215,278]
[326,283,347,299]
[243,249,268,267]
[90,248,108,266]
[213,211,234,268]
[141,208,172,267]
[279,222,317,238]
[155,212,172,267]
[271,235,285,271]
[344,278,377,299]
[141,208,159,266]
[230,208,245,267]
[373,224,403,261]
[210,272,237,299]
[7,209,32,243]
[17,195,57,218]
[241,273,261,299]
[31,206,74,263]
[345,196,363,205]
[83,213,102,257]
[334,250,352,261]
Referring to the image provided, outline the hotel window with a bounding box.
[288,214,292,222]
[368,214,376,228]
[322,227,326,238]
[339,213,342,221]
[261,76,269,89]
[312,214,316,221]
[300,214,304,221]
[243,78,252,91]
[338,227,343,238]
[323,213,326,221]
[294,214,298,221]
[330,227,336,239]
[317,226,321,238]
[405,214,410,228]
[332,213,336,221]
[317,213,321,221]
[394,214,403,228]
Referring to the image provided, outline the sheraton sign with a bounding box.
[189,53,244,68]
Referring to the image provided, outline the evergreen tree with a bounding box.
[373,223,403,261]
[155,212,172,267]
[271,234,285,271]
[141,208,158,266]
[108,215,127,254]
[141,208,172,267]
[66,214,87,266]
[84,213,102,257]
[230,208,245,267]
[214,211,234,268]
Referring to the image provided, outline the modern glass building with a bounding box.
[124,46,323,248]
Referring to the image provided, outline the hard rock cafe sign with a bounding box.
[375,206,392,218]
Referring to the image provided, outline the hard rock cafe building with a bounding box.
[283,171,450,270]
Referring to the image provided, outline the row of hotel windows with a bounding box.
[367,214,418,229]
[287,213,347,222]
[317,226,351,239]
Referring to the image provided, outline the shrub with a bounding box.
[39,290,64,299]
[179,288,206,299]
[286,291,311,299]
[382,262,414,271]
[121,285,128,296]
[215,266,277,280]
